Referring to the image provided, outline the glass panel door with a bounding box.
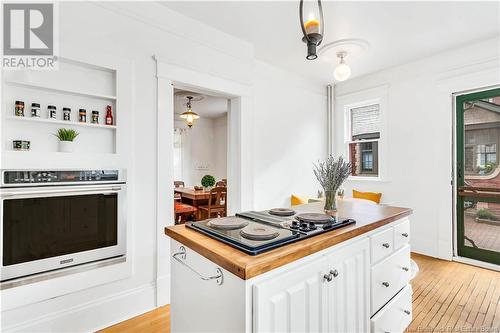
[456,88,500,265]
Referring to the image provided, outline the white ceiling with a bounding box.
[174,90,228,119]
[161,1,500,84]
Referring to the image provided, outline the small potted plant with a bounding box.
[201,174,215,191]
[313,155,351,213]
[54,128,79,153]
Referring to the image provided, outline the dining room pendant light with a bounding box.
[299,0,324,60]
[333,52,351,81]
[179,96,200,128]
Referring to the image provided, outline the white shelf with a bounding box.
[7,116,117,129]
[5,81,117,101]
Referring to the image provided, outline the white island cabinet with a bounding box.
[254,238,369,332]
[166,203,412,333]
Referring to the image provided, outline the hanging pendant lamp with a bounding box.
[299,0,325,60]
[179,96,200,128]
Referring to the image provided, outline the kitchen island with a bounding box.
[165,201,413,333]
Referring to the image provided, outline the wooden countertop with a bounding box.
[165,201,412,280]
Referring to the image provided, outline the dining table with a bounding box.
[174,187,211,220]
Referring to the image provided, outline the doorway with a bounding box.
[455,87,500,266]
[173,88,229,223]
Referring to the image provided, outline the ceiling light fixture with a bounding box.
[333,52,351,82]
[179,96,200,128]
[299,0,324,60]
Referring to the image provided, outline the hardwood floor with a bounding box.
[408,253,500,332]
[99,253,500,333]
[98,305,170,333]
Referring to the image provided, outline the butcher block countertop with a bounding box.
[165,201,412,280]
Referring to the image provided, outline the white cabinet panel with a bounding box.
[393,219,410,250]
[327,239,370,333]
[371,245,411,315]
[370,227,394,264]
[253,239,370,333]
[371,285,413,333]
[253,257,328,333]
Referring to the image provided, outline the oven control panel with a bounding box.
[2,170,120,185]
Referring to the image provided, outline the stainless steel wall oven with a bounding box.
[0,170,126,281]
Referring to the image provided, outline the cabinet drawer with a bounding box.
[371,285,412,333]
[371,245,411,315]
[393,219,410,250]
[370,227,394,264]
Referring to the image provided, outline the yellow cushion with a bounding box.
[352,190,382,204]
[291,194,308,206]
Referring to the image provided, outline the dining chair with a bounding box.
[198,187,227,219]
[215,180,226,187]
[174,181,185,188]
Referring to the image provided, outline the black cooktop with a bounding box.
[186,209,356,255]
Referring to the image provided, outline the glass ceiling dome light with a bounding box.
[299,0,325,60]
[179,96,200,128]
[333,52,351,82]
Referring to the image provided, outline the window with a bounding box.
[347,103,380,177]
[476,144,497,174]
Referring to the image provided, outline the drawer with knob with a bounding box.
[371,245,411,315]
[393,219,410,250]
[371,284,412,333]
[370,227,394,264]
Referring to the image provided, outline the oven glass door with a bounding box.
[3,193,118,267]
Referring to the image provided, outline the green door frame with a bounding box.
[455,87,500,265]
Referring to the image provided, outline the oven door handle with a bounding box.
[0,186,122,197]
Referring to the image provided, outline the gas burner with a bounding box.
[240,225,279,241]
[268,208,296,217]
[296,213,333,224]
[208,217,249,230]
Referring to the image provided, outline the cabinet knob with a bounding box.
[382,282,390,287]
[330,269,339,278]
[323,274,332,282]
[382,243,390,248]
[402,266,409,272]
[402,233,409,238]
[404,310,411,315]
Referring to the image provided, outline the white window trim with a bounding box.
[343,98,386,181]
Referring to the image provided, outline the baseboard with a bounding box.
[3,282,157,332]
[156,274,171,306]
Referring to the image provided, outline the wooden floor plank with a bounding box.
[98,254,500,333]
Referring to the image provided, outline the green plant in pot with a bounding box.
[54,128,79,153]
[201,175,215,190]
[313,155,351,213]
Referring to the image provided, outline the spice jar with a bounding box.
[79,109,87,123]
[48,105,57,119]
[31,103,40,117]
[91,110,99,124]
[63,107,71,121]
[15,101,25,117]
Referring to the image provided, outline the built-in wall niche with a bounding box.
[2,58,117,155]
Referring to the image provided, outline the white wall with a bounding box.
[252,61,328,210]
[333,37,500,259]
[213,116,228,181]
[1,2,327,331]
